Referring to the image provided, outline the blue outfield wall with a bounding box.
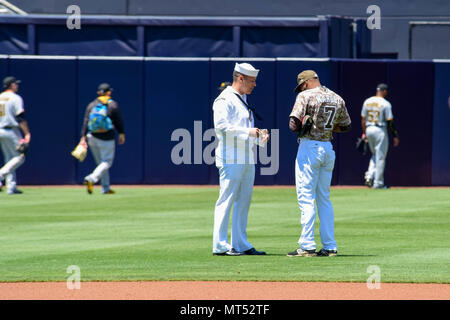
[432,61,450,185]
[144,58,211,184]
[7,56,78,184]
[76,57,145,184]
[0,56,447,186]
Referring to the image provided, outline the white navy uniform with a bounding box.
[0,91,26,193]
[212,84,265,254]
[361,96,394,188]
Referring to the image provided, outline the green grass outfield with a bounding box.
[0,186,449,283]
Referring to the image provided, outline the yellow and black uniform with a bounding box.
[81,95,124,141]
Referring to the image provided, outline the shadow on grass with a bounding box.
[260,254,377,257]
[210,254,377,257]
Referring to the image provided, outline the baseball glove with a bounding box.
[298,115,313,138]
[71,143,88,162]
[16,141,30,155]
[356,137,368,155]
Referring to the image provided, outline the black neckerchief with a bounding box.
[233,93,263,121]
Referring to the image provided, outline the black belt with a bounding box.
[1,126,15,130]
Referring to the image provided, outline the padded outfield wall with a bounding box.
[0,56,448,186]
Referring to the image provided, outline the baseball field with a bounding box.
[1,186,449,290]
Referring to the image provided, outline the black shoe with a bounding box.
[213,251,228,256]
[243,247,266,255]
[374,185,390,189]
[225,248,245,256]
[7,189,23,195]
[316,248,338,257]
[365,178,374,188]
[287,248,316,257]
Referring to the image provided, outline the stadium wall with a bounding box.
[0,15,358,59]
[6,1,450,60]
[0,56,447,186]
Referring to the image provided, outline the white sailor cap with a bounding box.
[234,63,260,78]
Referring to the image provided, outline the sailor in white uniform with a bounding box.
[212,63,269,256]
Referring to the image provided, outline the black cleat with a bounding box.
[243,247,266,255]
[213,251,228,256]
[373,185,390,189]
[316,248,338,257]
[365,178,374,188]
[287,248,316,257]
[8,189,23,195]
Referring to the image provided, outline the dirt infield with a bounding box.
[0,281,448,300]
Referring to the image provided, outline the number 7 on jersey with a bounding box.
[324,105,336,130]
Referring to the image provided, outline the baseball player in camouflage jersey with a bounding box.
[0,76,31,194]
[287,70,351,257]
[361,83,399,189]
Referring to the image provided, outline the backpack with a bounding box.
[87,99,113,133]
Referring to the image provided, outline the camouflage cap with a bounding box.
[294,70,319,93]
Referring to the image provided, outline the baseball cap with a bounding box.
[294,70,318,93]
[234,63,259,77]
[3,76,21,89]
[376,83,388,91]
[97,83,113,94]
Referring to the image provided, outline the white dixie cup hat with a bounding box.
[234,63,260,77]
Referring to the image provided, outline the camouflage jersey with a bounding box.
[290,86,351,142]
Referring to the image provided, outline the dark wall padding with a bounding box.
[0,56,446,186]
[0,57,10,167]
[336,60,389,185]
[144,59,211,184]
[76,58,145,184]
[0,24,28,55]
[146,27,234,57]
[36,26,138,56]
[385,61,434,186]
[0,56,8,78]
[241,27,320,58]
[0,15,354,59]
[432,62,450,185]
[336,59,435,186]
[8,57,78,184]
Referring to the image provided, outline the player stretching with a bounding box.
[287,70,351,257]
